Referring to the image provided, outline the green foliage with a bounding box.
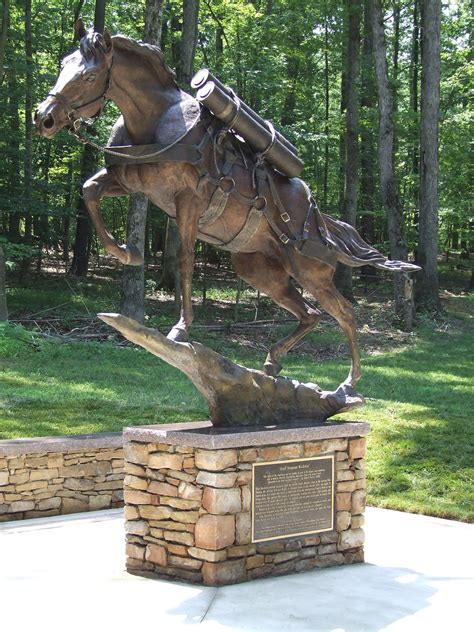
[0,237,38,268]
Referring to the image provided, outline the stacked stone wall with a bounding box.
[124,434,367,585]
[0,434,123,521]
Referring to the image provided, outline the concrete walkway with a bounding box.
[1,507,472,632]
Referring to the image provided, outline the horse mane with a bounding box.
[112,35,178,88]
[79,31,177,88]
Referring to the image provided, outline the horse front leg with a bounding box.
[167,193,198,342]
[82,168,143,266]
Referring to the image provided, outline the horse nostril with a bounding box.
[43,114,55,129]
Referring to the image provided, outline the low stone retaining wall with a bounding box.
[123,421,369,586]
[0,433,123,521]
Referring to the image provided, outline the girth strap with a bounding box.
[198,203,264,252]
[198,158,234,229]
[224,204,264,252]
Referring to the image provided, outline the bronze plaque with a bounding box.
[251,455,334,543]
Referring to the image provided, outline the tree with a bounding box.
[0,0,9,86]
[160,0,199,301]
[359,0,376,283]
[0,245,7,320]
[20,0,34,276]
[409,0,420,231]
[69,0,107,276]
[120,0,165,323]
[370,0,410,323]
[180,0,199,84]
[415,0,441,310]
[335,0,361,302]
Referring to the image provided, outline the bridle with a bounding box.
[47,58,113,131]
[48,54,203,162]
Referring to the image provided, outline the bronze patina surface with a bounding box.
[252,455,334,542]
[35,21,419,403]
[98,313,363,425]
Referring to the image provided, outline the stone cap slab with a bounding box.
[0,432,122,457]
[124,420,370,450]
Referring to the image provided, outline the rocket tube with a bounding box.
[192,69,300,158]
[196,81,304,178]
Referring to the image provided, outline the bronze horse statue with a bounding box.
[35,23,419,394]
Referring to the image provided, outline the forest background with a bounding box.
[0,0,472,315]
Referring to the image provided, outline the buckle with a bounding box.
[219,176,235,193]
[254,196,267,211]
[281,212,291,223]
[279,234,290,244]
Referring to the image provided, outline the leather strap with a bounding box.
[224,204,264,252]
[198,158,234,228]
[104,142,203,166]
[298,235,338,267]
[198,203,264,252]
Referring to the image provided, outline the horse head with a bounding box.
[35,19,112,138]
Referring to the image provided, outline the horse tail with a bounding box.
[320,213,421,273]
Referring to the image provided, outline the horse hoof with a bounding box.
[263,361,282,377]
[119,244,143,266]
[336,383,356,397]
[167,327,189,343]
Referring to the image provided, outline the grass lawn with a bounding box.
[1,263,473,522]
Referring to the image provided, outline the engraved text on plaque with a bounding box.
[251,455,334,542]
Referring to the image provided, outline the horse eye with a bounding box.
[85,74,96,83]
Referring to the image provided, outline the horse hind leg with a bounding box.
[292,261,362,389]
[231,252,322,376]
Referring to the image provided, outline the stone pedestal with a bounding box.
[123,420,369,586]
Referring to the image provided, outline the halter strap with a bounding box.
[48,59,113,121]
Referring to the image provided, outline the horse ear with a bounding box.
[74,18,87,41]
[102,30,113,54]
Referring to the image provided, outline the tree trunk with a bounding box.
[281,57,299,126]
[121,193,148,323]
[160,0,199,296]
[415,0,441,310]
[35,141,52,271]
[7,75,21,243]
[0,246,8,321]
[323,15,330,213]
[180,0,199,84]
[69,148,93,276]
[160,217,181,315]
[392,2,400,157]
[371,0,409,322]
[144,0,164,45]
[69,0,106,277]
[93,0,106,32]
[360,0,376,284]
[0,0,9,86]
[121,0,164,321]
[61,160,74,267]
[20,0,33,277]
[410,0,420,235]
[338,67,347,218]
[335,0,361,302]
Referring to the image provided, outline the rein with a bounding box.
[68,117,202,162]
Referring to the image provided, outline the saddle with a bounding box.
[104,102,337,268]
